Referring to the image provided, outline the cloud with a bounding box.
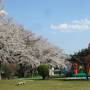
[0,10,8,16]
[50,19,90,32]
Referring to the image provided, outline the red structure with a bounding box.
[73,63,78,74]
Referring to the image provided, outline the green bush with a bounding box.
[37,64,49,79]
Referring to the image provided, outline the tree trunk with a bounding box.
[0,72,1,80]
[0,61,1,80]
[42,76,45,80]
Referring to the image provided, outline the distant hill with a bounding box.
[0,17,66,68]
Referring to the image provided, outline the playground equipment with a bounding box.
[71,63,90,77]
[60,62,90,77]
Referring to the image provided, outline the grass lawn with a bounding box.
[0,79,90,90]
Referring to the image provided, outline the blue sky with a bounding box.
[4,0,90,54]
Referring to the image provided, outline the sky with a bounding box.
[3,0,90,54]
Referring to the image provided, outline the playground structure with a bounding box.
[60,62,90,78]
[71,63,90,77]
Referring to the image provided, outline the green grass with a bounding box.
[0,80,90,90]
